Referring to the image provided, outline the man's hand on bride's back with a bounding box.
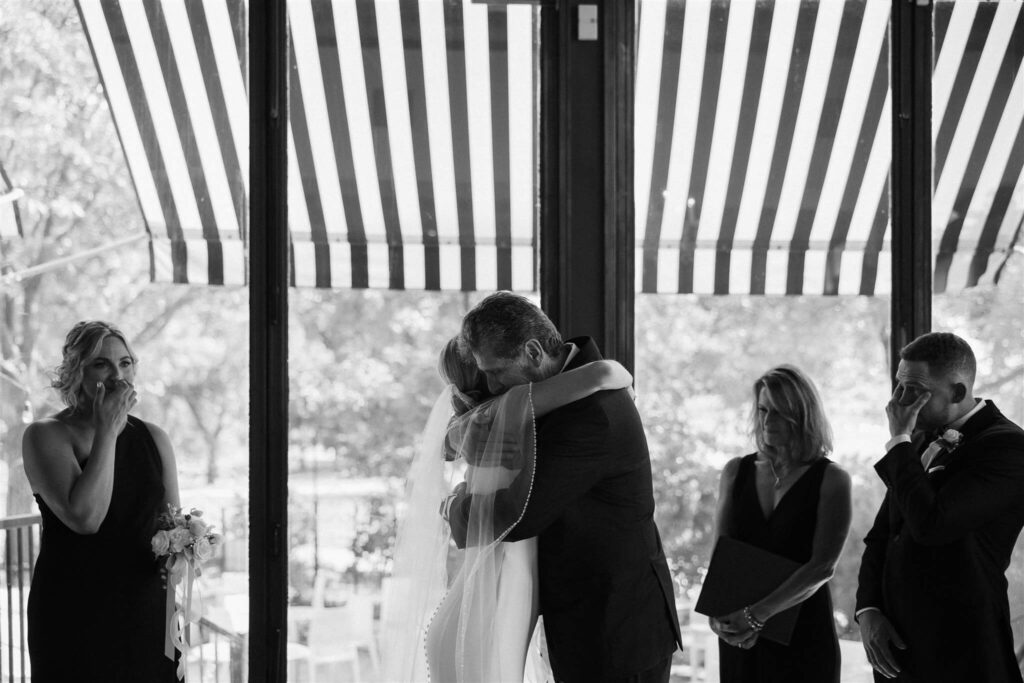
[439,481,467,521]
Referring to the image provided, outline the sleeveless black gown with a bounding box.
[718,454,840,683]
[28,416,179,682]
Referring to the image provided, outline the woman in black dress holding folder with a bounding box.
[709,365,852,683]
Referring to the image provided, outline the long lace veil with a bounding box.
[381,383,549,682]
[380,388,458,681]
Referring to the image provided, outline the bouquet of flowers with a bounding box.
[152,505,221,572]
[152,505,222,680]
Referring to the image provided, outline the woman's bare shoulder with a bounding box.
[723,455,745,477]
[137,418,169,440]
[821,460,852,489]
[24,415,75,442]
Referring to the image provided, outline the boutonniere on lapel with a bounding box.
[936,428,964,451]
[924,428,964,474]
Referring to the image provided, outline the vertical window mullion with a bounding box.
[889,0,933,374]
[249,0,290,681]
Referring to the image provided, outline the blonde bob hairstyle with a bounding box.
[750,365,833,464]
[51,321,136,412]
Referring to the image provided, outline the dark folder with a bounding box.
[694,536,803,645]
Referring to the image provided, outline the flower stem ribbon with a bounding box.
[164,554,196,680]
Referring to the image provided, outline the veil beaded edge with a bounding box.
[381,384,551,683]
[380,388,457,682]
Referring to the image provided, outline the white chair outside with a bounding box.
[342,594,380,674]
[307,605,363,683]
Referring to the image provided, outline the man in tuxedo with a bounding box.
[856,332,1024,682]
[442,291,682,682]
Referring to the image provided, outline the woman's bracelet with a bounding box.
[743,605,765,632]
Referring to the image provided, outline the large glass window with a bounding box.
[636,0,1023,680]
[635,0,892,678]
[931,0,1024,659]
[635,297,889,680]
[285,1,541,680]
[1,1,250,678]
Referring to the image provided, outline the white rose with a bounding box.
[193,536,214,563]
[168,527,192,553]
[188,518,209,538]
[151,529,170,557]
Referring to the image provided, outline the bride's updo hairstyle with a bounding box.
[750,364,833,464]
[52,320,136,412]
[438,337,490,415]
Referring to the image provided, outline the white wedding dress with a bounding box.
[425,466,543,682]
[381,386,553,683]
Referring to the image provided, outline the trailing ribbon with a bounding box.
[164,554,197,680]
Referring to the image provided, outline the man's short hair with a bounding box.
[900,332,976,384]
[460,291,562,360]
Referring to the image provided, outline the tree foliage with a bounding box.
[2,0,1021,646]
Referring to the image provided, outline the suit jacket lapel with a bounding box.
[535,337,599,432]
[563,336,601,371]
[928,401,999,471]
[911,431,930,455]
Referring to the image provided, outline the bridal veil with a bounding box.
[381,384,550,682]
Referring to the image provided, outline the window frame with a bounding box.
[246,2,938,680]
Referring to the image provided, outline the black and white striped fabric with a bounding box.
[931,0,1024,294]
[0,162,23,240]
[636,0,1023,295]
[76,0,538,290]
[77,0,1022,295]
[77,0,248,285]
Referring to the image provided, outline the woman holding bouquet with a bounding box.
[23,321,180,682]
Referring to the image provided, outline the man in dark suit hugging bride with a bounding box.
[437,292,682,683]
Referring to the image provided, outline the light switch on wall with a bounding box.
[578,4,598,41]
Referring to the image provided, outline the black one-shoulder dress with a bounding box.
[718,454,840,683]
[28,415,178,682]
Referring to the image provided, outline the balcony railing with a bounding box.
[1,514,38,683]
[0,514,244,682]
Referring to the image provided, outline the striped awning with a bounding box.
[76,0,539,291]
[635,0,1024,296]
[0,163,23,240]
[77,0,1021,295]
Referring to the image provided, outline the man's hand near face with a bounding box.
[886,385,932,438]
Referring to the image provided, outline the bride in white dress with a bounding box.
[381,338,632,683]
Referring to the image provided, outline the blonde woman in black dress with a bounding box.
[23,321,180,682]
[710,365,852,683]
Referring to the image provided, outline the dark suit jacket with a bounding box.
[449,337,682,681]
[856,400,1024,683]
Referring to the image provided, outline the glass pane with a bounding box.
[285,1,541,680]
[635,0,891,679]
[931,0,1024,668]
[287,290,487,681]
[0,1,249,679]
[635,297,890,681]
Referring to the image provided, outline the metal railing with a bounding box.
[0,514,244,682]
[1,514,38,683]
[192,616,246,683]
